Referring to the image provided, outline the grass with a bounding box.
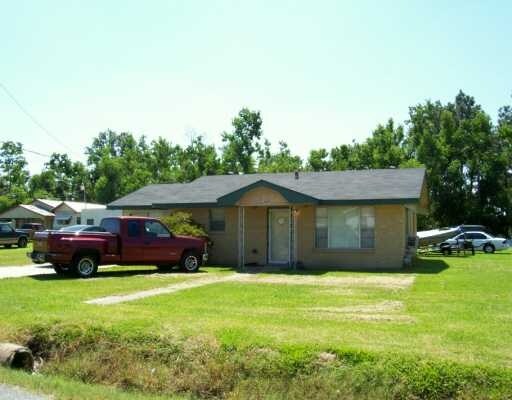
[0,251,511,398]
[0,243,33,266]
[0,367,187,400]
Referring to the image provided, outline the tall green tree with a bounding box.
[307,148,330,171]
[407,91,511,233]
[0,141,29,210]
[221,108,263,174]
[258,140,302,173]
[86,130,153,203]
[177,136,221,182]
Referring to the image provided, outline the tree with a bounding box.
[258,140,302,173]
[307,148,330,171]
[0,141,29,192]
[86,131,153,203]
[406,91,512,234]
[221,108,263,174]
[0,141,29,211]
[177,136,221,182]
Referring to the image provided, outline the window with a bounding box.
[0,224,13,233]
[56,217,71,226]
[76,217,81,224]
[315,206,375,249]
[101,218,120,234]
[127,221,140,237]
[144,221,170,238]
[209,208,225,232]
[86,219,94,225]
[467,232,486,240]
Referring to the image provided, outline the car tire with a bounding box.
[73,255,98,278]
[483,243,495,254]
[17,237,28,248]
[53,264,71,274]
[180,251,200,273]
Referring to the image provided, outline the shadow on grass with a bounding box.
[208,258,450,275]
[29,266,211,281]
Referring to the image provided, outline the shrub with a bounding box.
[161,212,207,237]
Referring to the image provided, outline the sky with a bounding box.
[1,0,511,173]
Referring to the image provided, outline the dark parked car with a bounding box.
[0,223,29,248]
[18,223,45,239]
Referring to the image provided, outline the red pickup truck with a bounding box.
[28,217,208,278]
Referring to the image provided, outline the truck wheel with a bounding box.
[73,255,98,278]
[17,237,28,248]
[180,251,200,273]
[53,264,70,274]
[483,243,495,254]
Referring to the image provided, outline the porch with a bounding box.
[237,205,300,269]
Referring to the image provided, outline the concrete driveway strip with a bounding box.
[86,273,250,305]
[0,384,48,400]
[0,265,53,279]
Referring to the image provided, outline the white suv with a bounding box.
[444,231,509,253]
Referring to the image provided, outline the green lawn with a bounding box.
[0,252,511,398]
[0,368,186,400]
[0,243,33,266]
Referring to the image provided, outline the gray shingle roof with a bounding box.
[108,168,425,208]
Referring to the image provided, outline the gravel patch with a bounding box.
[245,275,415,289]
[0,384,48,400]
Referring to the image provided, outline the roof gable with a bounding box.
[217,180,318,205]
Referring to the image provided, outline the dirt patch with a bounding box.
[245,275,415,289]
[309,300,404,314]
[306,301,414,323]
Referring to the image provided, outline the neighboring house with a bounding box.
[0,203,55,228]
[108,168,428,269]
[31,199,62,213]
[52,201,106,229]
[81,208,122,226]
[0,199,108,230]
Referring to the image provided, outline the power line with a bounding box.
[24,148,51,158]
[0,82,77,155]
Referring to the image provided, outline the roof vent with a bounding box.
[294,171,299,180]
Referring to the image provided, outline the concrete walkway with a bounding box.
[0,384,47,400]
[0,264,54,280]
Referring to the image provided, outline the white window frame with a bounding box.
[315,206,375,250]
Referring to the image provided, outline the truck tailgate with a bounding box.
[33,231,49,252]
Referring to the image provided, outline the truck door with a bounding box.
[0,224,17,245]
[142,220,180,264]
[121,220,146,263]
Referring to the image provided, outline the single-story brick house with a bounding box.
[108,168,428,269]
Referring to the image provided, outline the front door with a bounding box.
[268,208,290,264]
